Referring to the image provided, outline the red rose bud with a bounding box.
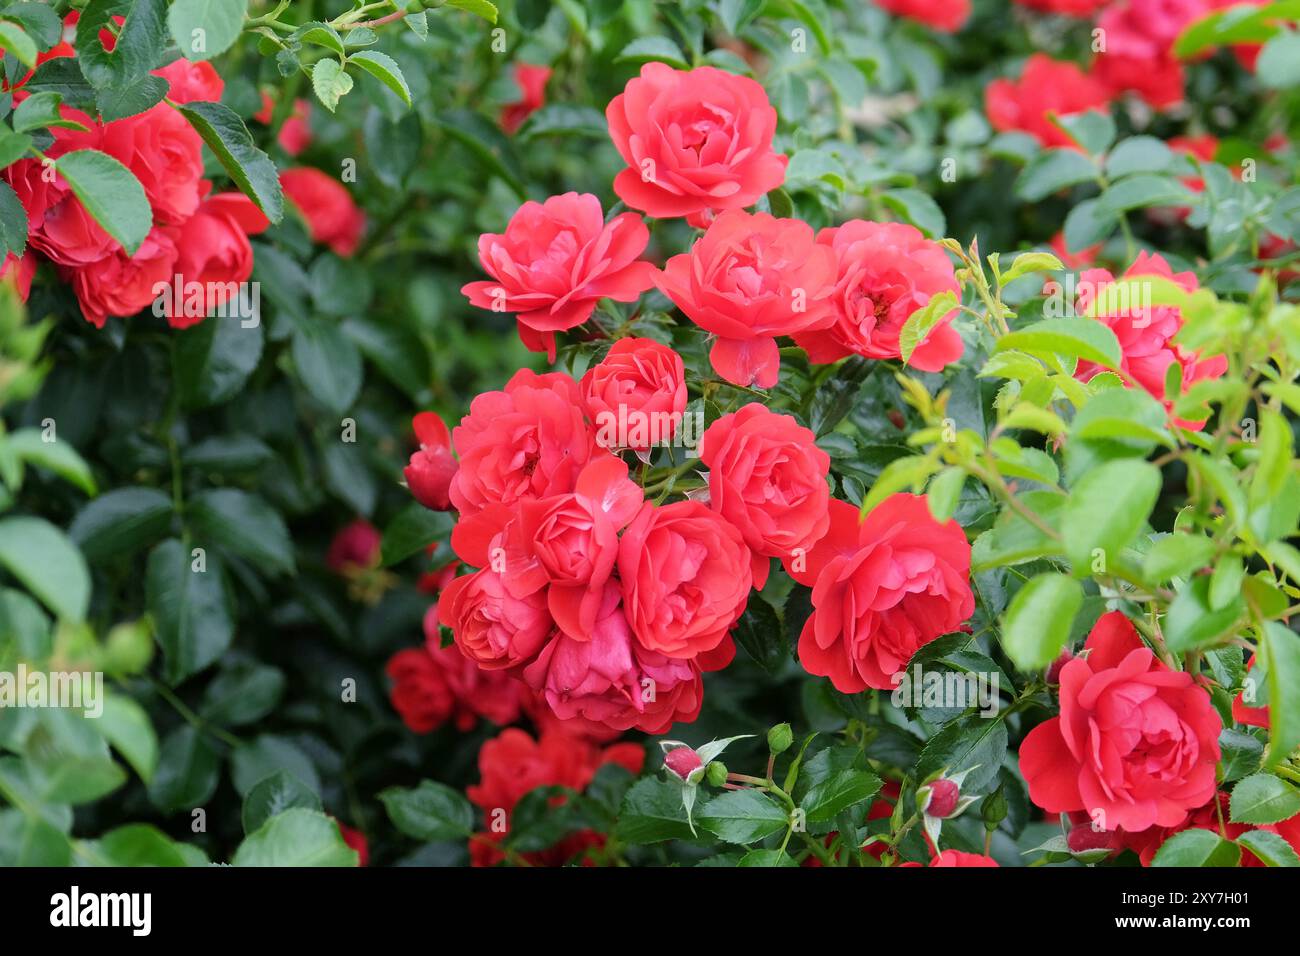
[1046,648,1074,685]
[1067,823,1117,855]
[663,746,704,781]
[925,778,960,818]
[405,412,457,511]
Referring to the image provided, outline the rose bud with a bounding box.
[923,778,961,819]
[1045,648,1074,685]
[767,723,793,755]
[663,745,705,783]
[706,761,728,787]
[1067,823,1118,855]
[405,411,457,511]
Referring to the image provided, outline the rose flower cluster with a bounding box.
[1,13,363,327]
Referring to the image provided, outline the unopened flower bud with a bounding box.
[767,722,793,755]
[1046,649,1074,685]
[706,761,728,787]
[980,785,1008,831]
[663,746,704,782]
[1067,823,1117,854]
[923,778,960,818]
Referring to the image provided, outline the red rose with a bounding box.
[605,63,787,223]
[522,581,705,733]
[926,850,999,867]
[0,253,35,301]
[1232,655,1269,729]
[449,369,603,516]
[654,210,837,388]
[1020,611,1222,833]
[782,494,974,693]
[326,519,382,574]
[335,821,369,866]
[439,567,554,673]
[404,411,458,511]
[876,0,970,32]
[1073,251,1227,429]
[1012,0,1108,13]
[255,93,313,155]
[794,220,963,371]
[279,167,365,256]
[700,403,830,588]
[167,190,267,329]
[1119,792,1300,866]
[500,63,551,134]
[618,500,753,660]
[101,103,206,225]
[984,55,1112,149]
[1090,51,1185,109]
[153,57,224,104]
[461,192,655,361]
[64,228,180,327]
[582,337,688,453]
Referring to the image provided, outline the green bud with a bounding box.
[104,618,154,676]
[705,761,728,787]
[766,722,793,754]
[980,784,1008,831]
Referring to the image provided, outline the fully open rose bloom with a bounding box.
[461,192,655,360]
[439,565,554,673]
[794,220,964,371]
[783,494,974,693]
[65,228,179,329]
[447,368,603,516]
[582,337,688,453]
[700,403,830,588]
[984,54,1112,148]
[655,210,837,388]
[605,63,787,224]
[875,0,970,32]
[618,500,753,660]
[1073,251,1227,428]
[1089,0,1207,108]
[1020,611,1222,833]
[280,167,365,256]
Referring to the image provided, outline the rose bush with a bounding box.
[0,0,1297,872]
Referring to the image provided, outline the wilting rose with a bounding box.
[1020,611,1221,833]
[582,337,688,453]
[655,210,837,388]
[876,0,970,31]
[64,228,180,327]
[1073,251,1227,429]
[605,63,787,223]
[794,219,963,371]
[449,369,603,516]
[618,500,753,660]
[439,567,554,672]
[404,411,458,511]
[461,192,655,361]
[522,581,705,733]
[501,63,551,134]
[280,167,365,256]
[984,54,1112,148]
[700,403,830,588]
[783,494,974,693]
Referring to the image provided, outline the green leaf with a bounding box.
[200,660,285,727]
[291,319,362,415]
[615,36,689,68]
[381,501,454,566]
[1257,30,1300,88]
[168,0,248,61]
[615,777,698,845]
[926,466,965,522]
[5,427,96,495]
[348,50,411,108]
[0,181,25,258]
[1054,110,1115,155]
[1061,459,1160,573]
[1098,174,1195,215]
[177,101,284,223]
[12,92,89,133]
[230,734,319,796]
[997,318,1122,371]
[242,770,322,834]
[915,715,1008,793]
[1001,252,1065,285]
[0,17,37,68]
[1260,622,1300,767]
[76,0,168,90]
[94,72,168,122]
[173,314,264,410]
[0,516,90,621]
[880,187,945,238]
[188,488,295,576]
[1230,773,1300,824]
[99,694,158,784]
[311,58,353,113]
[0,3,62,50]
[800,768,881,824]
[1015,149,1098,201]
[147,725,220,811]
[1164,576,1245,654]
[1105,136,1174,178]
[445,0,499,22]
[295,21,346,56]
[380,780,475,841]
[1062,196,1117,252]
[93,824,191,866]
[518,103,607,140]
[1237,829,1300,866]
[697,788,788,844]
[69,487,172,563]
[233,808,357,866]
[899,291,959,366]
[1143,533,1215,582]
[1150,828,1241,867]
[55,149,152,255]
[1001,573,1083,672]
[146,538,233,685]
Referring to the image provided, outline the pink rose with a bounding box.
[152,57,224,104]
[461,192,655,361]
[501,63,551,134]
[439,567,554,673]
[404,411,458,511]
[100,103,205,225]
[984,55,1112,149]
[582,337,688,453]
[63,228,180,327]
